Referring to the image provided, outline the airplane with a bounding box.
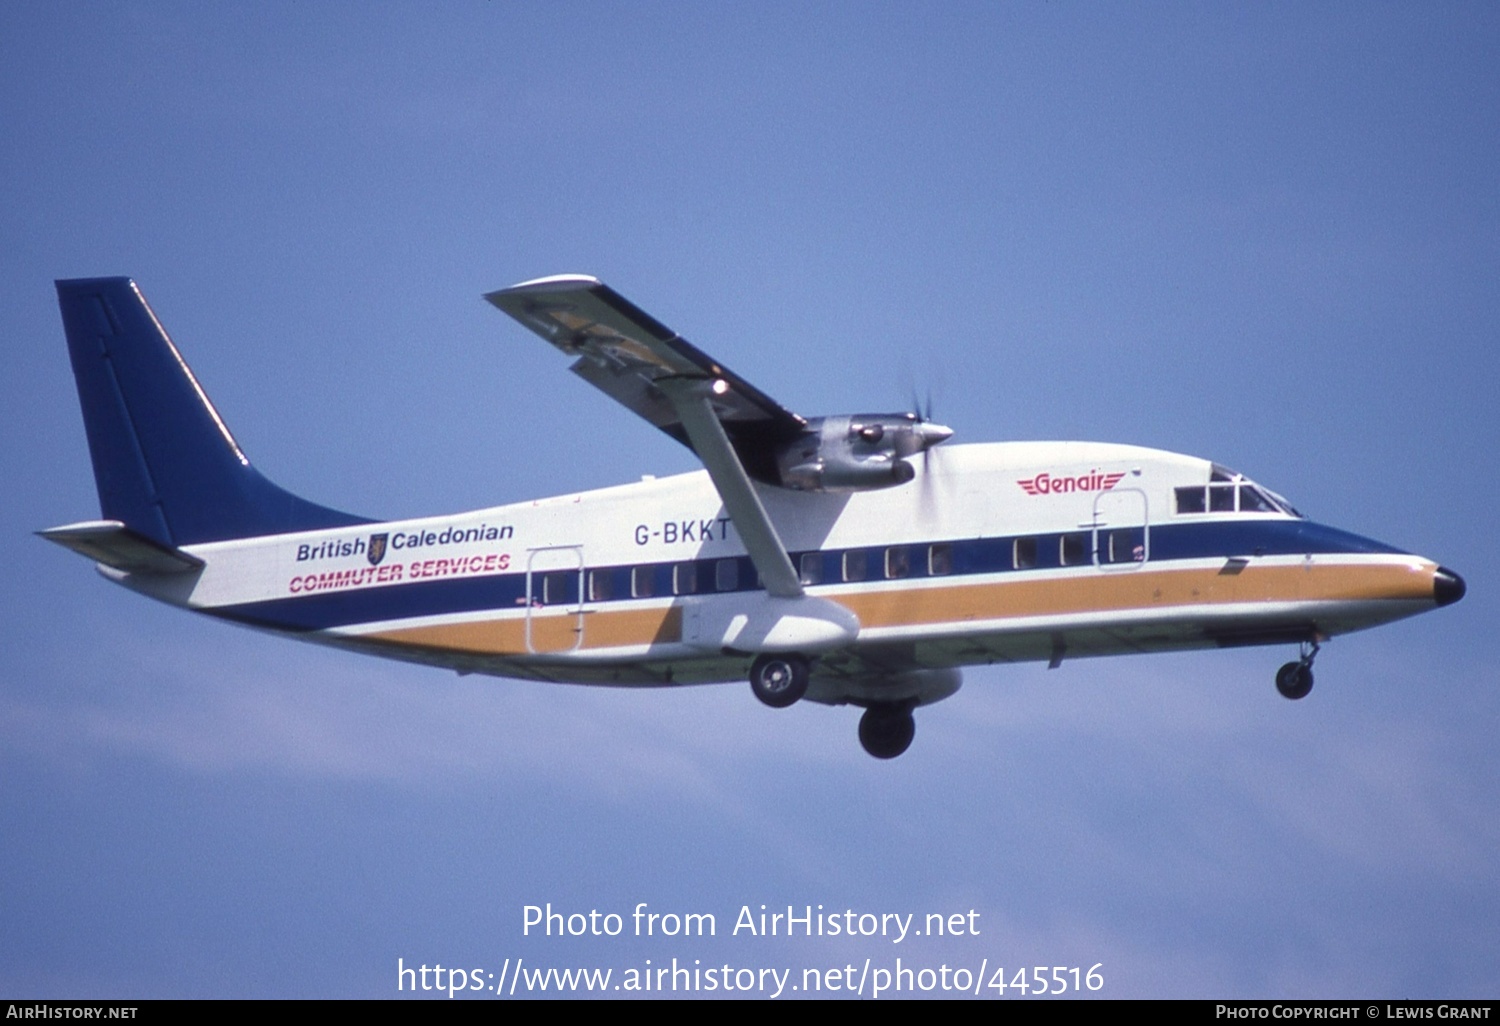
[42,275,1466,759]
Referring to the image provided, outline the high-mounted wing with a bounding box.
[488,275,807,598]
[485,276,807,484]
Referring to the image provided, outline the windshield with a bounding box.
[1174,466,1303,518]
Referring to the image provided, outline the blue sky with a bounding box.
[2,2,1496,998]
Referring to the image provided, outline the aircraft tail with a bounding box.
[55,277,371,547]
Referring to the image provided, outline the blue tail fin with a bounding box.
[56,277,372,546]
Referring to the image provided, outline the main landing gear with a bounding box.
[1275,640,1319,701]
[858,702,916,760]
[745,655,922,759]
[749,653,810,708]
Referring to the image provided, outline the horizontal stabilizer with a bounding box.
[39,520,205,574]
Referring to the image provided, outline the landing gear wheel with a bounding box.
[749,653,810,708]
[858,704,916,759]
[1276,639,1319,700]
[1276,661,1313,700]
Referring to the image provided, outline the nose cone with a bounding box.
[1434,566,1466,607]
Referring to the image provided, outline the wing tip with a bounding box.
[492,273,602,295]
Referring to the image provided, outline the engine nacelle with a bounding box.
[774,413,952,493]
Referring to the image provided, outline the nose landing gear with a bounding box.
[1275,640,1319,700]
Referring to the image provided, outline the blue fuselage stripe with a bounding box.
[209,519,1409,634]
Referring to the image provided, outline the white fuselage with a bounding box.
[114,440,1443,706]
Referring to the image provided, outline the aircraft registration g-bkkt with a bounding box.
[44,275,1465,759]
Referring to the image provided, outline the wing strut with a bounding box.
[657,378,803,599]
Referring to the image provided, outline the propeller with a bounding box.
[901,388,952,514]
[888,389,951,458]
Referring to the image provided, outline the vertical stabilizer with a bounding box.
[56,278,370,546]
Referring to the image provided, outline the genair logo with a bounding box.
[1017,469,1126,496]
[367,533,388,566]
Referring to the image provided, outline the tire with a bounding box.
[858,704,916,759]
[1275,661,1313,700]
[749,653,810,708]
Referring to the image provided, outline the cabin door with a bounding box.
[1092,489,1150,570]
[525,545,587,653]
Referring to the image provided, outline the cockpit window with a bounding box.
[1176,468,1303,518]
[1239,485,1279,513]
[1267,490,1302,518]
[1174,486,1206,514]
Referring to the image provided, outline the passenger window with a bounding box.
[928,543,953,576]
[673,562,698,595]
[798,552,823,585]
[631,565,654,599]
[588,569,612,602]
[1013,537,1038,570]
[715,558,738,592]
[885,547,911,579]
[1175,486,1206,514]
[842,551,868,582]
[1061,533,1088,566]
[543,571,571,605]
[1109,529,1143,563]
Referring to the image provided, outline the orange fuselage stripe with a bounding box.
[361,561,1433,657]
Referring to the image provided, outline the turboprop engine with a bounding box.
[775,413,953,492]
